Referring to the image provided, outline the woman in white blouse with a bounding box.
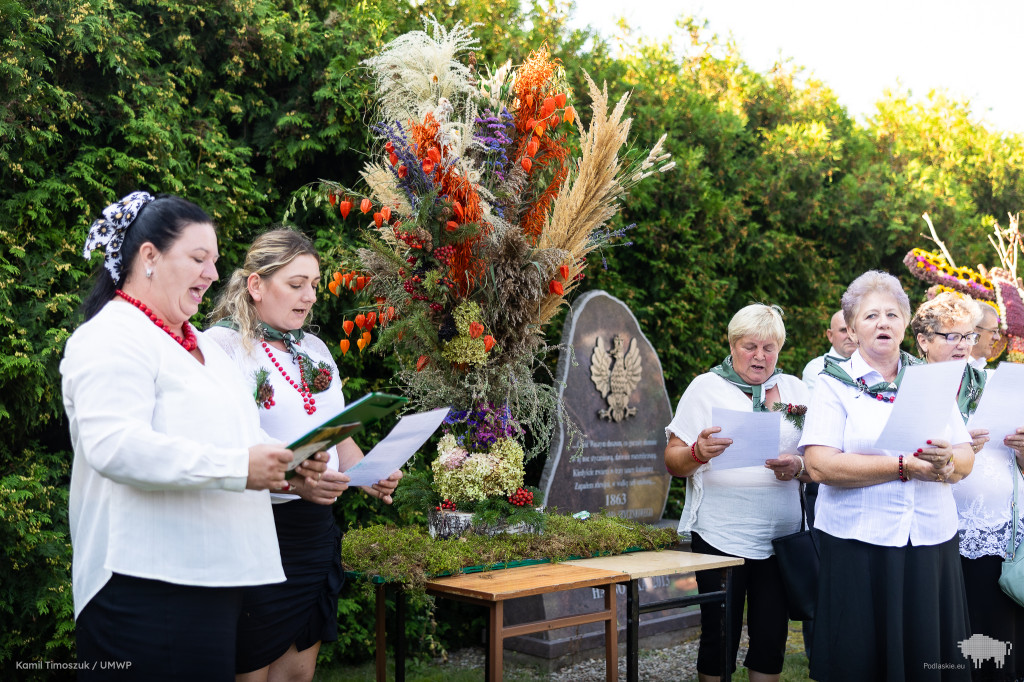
[206,228,402,682]
[801,271,974,682]
[911,292,1024,682]
[62,193,325,680]
[665,304,808,682]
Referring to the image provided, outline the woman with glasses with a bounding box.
[911,292,1024,681]
[800,272,973,682]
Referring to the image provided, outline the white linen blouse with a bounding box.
[798,350,964,547]
[666,372,807,559]
[203,326,347,502]
[61,302,285,619]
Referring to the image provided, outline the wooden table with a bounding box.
[372,550,742,682]
[565,550,744,682]
[425,563,630,681]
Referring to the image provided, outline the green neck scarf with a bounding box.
[213,319,311,365]
[821,350,921,401]
[710,355,782,412]
[957,364,987,423]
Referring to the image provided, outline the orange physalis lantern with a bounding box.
[366,311,378,329]
[360,198,372,214]
[468,321,484,339]
[549,280,564,295]
[354,313,366,330]
[483,335,496,352]
[339,339,350,355]
[328,281,340,296]
[356,338,368,352]
[339,199,352,220]
[559,264,569,280]
[416,355,429,372]
[381,206,392,222]
[521,157,532,173]
[555,92,567,108]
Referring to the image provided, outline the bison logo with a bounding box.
[958,634,1013,669]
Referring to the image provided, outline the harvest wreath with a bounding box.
[292,18,673,532]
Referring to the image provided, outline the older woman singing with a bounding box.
[912,292,1024,681]
[665,303,809,682]
[801,271,974,682]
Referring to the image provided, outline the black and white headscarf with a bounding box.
[83,191,155,283]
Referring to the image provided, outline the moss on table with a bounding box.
[342,512,679,591]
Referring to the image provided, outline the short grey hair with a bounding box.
[841,271,911,327]
[728,304,786,348]
[977,300,999,325]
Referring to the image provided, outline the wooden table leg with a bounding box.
[375,583,386,682]
[605,583,618,682]
[625,580,639,682]
[487,600,504,682]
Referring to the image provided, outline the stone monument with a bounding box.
[538,289,673,521]
[506,290,697,662]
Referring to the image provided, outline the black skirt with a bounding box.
[811,533,971,682]
[235,499,343,673]
[77,573,244,681]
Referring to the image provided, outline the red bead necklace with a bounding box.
[116,289,198,351]
[261,341,316,415]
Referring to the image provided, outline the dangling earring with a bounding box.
[145,268,153,279]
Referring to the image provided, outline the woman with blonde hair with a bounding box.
[665,303,809,682]
[801,271,973,681]
[206,227,402,682]
[912,292,1024,681]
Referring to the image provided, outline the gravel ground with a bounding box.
[436,628,751,682]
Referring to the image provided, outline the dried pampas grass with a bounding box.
[535,74,672,325]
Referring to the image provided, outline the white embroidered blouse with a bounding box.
[203,326,347,502]
[953,445,1024,559]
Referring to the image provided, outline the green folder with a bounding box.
[284,392,408,475]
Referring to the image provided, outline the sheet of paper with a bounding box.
[968,362,1024,443]
[343,407,450,486]
[709,407,782,471]
[873,361,972,451]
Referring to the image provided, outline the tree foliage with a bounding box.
[2,0,1023,669]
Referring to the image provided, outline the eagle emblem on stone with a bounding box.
[590,334,643,422]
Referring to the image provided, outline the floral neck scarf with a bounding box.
[821,351,920,401]
[710,355,782,412]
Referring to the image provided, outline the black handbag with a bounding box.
[771,483,820,621]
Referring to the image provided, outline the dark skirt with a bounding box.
[235,499,343,673]
[811,532,971,682]
[961,554,1024,682]
[76,573,243,681]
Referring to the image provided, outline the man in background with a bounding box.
[970,303,1001,370]
[801,310,857,392]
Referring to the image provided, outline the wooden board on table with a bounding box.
[564,550,743,580]
[426,563,629,601]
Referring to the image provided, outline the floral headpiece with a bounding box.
[83,191,155,283]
